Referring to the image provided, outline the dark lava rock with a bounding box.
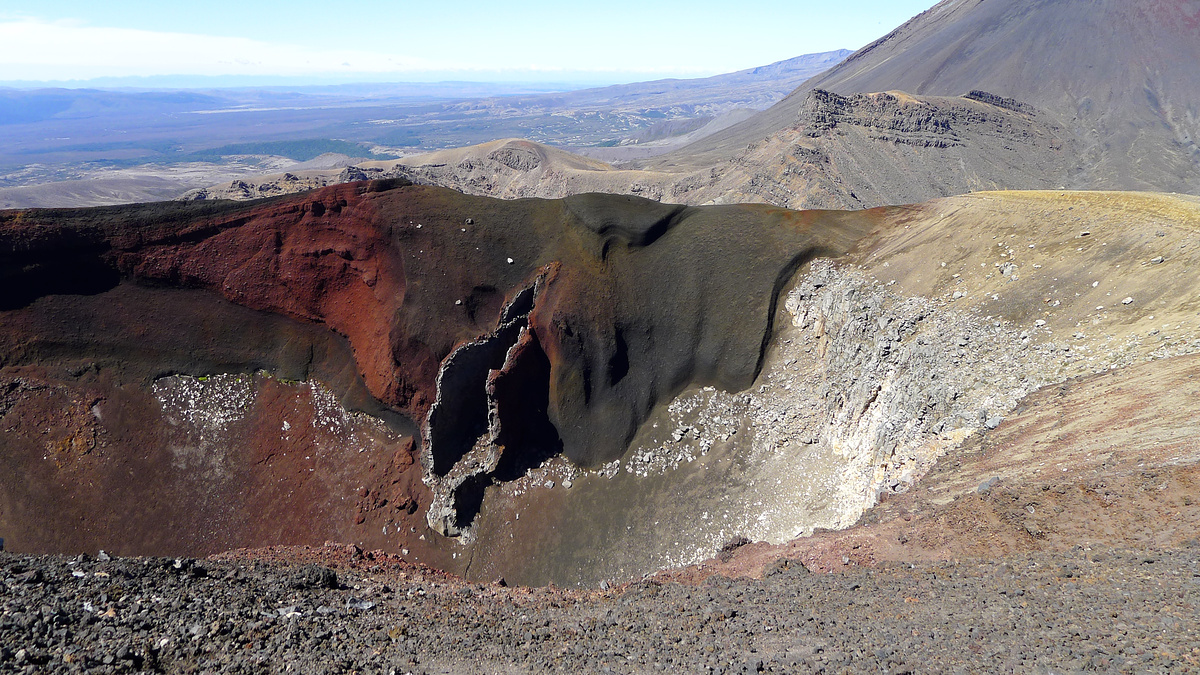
[3,547,1195,673]
[290,564,339,590]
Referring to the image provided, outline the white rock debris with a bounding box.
[596,257,1193,571]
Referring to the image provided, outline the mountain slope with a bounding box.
[509,50,851,114]
[649,0,1200,195]
[358,91,1073,210]
[194,88,1076,209]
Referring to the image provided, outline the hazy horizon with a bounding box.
[0,50,852,92]
[0,1,932,88]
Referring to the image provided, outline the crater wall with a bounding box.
[0,180,873,553]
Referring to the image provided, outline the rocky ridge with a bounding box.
[181,89,1075,212]
[647,0,1200,196]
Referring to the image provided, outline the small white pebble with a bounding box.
[506,257,514,264]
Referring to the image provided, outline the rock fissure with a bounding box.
[423,270,560,535]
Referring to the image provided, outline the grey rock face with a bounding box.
[780,260,1059,508]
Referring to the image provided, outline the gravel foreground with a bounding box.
[2,543,1198,674]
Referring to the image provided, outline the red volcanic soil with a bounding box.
[0,364,444,565]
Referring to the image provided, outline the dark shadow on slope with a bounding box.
[0,251,120,310]
[491,330,563,483]
[425,319,526,477]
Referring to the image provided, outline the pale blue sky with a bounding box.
[0,1,936,84]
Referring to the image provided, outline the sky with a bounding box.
[0,1,936,87]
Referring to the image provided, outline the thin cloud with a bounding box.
[0,19,446,80]
[0,18,724,84]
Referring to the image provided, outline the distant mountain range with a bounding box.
[0,50,851,208]
[489,50,852,113]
